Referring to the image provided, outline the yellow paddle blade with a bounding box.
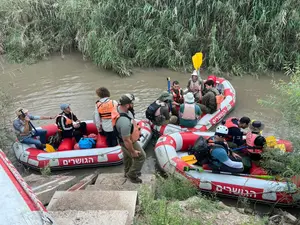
[266,136,277,148]
[181,155,197,165]
[45,144,56,152]
[192,52,203,70]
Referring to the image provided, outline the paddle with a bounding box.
[183,166,276,180]
[19,109,55,152]
[19,109,38,133]
[192,52,203,71]
[167,77,172,112]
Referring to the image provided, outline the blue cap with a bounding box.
[60,103,70,110]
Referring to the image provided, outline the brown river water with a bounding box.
[1,53,297,214]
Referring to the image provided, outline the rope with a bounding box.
[0,150,53,225]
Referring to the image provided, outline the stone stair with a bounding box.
[47,173,156,225]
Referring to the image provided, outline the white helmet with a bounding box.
[215,125,228,136]
[191,70,198,76]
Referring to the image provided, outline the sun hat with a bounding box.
[184,92,195,104]
[15,108,28,116]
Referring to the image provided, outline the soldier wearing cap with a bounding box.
[114,94,146,183]
[13,108,54,150]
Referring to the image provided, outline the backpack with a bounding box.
[78,138,96,149]
[145,101,161,121]
[48,131,62,149]
[189,136,211,165]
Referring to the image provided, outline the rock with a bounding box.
[283,212,298,224]
[47,190,137,225]
[50,210,129,225]
[244,207,254,215]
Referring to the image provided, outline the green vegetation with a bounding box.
[259,64,300,181]
[0,90,12,150]
[1,0,300,76]
[135,175,266,225]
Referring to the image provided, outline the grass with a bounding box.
[1,0,300,76]
[135,174,266,225]
[0,90,13,151]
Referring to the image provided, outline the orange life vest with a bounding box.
[216,94,224,109]
[112,110,141,143]
[246,132,263,154]
[171,88,183,103]
[56,114,73,131]
[224,117,239,129]
[96,99,115,119]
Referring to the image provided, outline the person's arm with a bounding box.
[29,115,55,120]
[72,113,79,122]
[195,105,201,118]
[93,105,102,131]
[60,116,73,130]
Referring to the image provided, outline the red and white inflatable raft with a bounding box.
[153,77,236,135]
[13,120,152,170]
[154,131,300,205]
[0,150,55,224]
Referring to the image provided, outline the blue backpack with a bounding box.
[78,138,96,149]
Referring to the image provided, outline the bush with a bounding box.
[1,0,300,76]
[258,63,300,178]
[0,90,13,150]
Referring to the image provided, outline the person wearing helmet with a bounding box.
[13,108,55,150]
[114,93,146,183]
[209,125,244,173]
[187,70,203,103]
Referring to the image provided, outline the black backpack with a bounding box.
[189,136,211,165]
[145,101,161,121]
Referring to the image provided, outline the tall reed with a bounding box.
[1,0,300,76]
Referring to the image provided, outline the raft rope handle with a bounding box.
[0,151,54,225]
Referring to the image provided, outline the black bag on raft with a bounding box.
[145,101,161,121]
[189,136,211,165]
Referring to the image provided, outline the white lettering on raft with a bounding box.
[62,158,94,165]
[211,108,228,125]
[215,185,257,198]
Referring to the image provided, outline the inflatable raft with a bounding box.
[153,77,236,135]
[13,120,152,170]
[0,150,55,224]
[154,131,300,205]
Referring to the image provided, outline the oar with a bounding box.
[19,109,37,133]
[183,166,276,180]
[167,77,172,112]
[192,52,203,80]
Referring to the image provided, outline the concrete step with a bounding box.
[24,174,77,205]
[68,173,98,191]
[47,190,137,225]
[50,210,129,225]
[86,173,155,192]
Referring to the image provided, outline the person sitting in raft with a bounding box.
[187,70,203,103]
[179,92,201,128]
[246,120,266,158]
[208,125,244,173]
[171,80,184,116]
[198,80,219,114]
[94,87,118,147]
[56,104,87,143]
[207,74,224,94]
[148,91,178,126]
[223,116,251,148]
[13,108,55,150]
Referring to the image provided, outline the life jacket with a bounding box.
[246,132,263,154]
[171,88,183,103]
[223,117,239,142]
[56,113,73,131]
[112,110,141,143]
[96,99,115,119]
[145,101,161,121]
[181,103,196,120]
[189,78,201,94]
[216,94,224,109]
